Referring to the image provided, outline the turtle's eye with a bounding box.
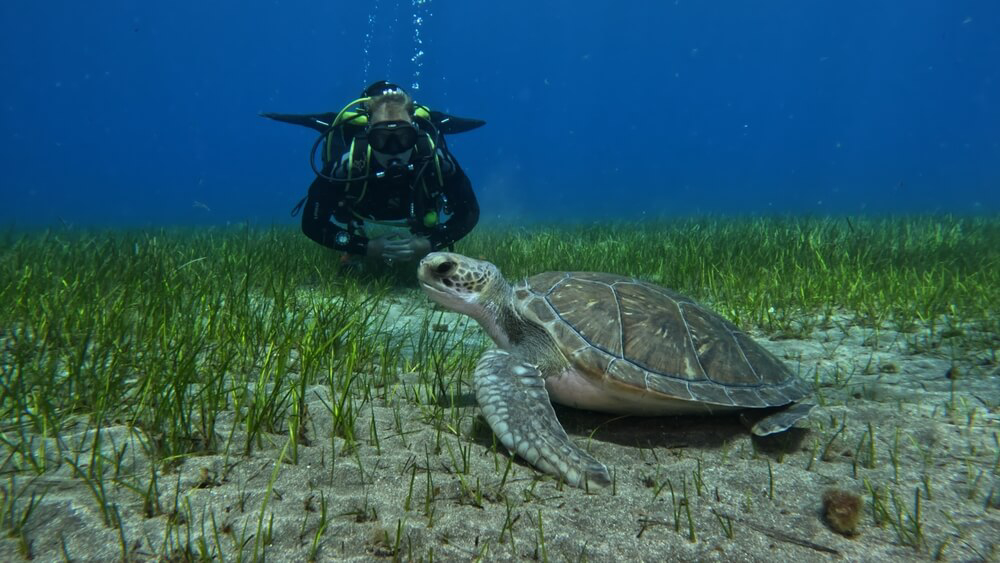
[436,261,455,276]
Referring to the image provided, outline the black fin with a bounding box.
[428,110,486,134]
[259,112,339,133]
[262,110,485,135]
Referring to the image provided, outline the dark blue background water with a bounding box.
[2,1,998,226]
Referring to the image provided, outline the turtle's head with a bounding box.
[418,252,508,319]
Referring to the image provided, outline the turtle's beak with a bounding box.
[418,252,460,303]
[418,252,458,289]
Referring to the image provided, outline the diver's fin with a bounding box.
[262,109,485,135]
[428,110,486,134]
[259,112,338,132]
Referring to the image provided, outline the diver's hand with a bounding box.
[365,234,393,259]
[380,235,431,262]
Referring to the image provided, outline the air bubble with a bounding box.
[362,0,431,90]
[410,0,431,90]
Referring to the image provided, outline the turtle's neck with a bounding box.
[476,276,518,350]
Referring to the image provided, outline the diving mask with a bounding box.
[368,120,418,154]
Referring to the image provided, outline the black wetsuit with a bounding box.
[300,122,479,256]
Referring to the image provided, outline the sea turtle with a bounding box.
[417,252,816,488]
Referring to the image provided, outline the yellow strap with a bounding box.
[361,144,371,200]
[338,111,369,126]
[333,97,370,128]
[425,136,444,187]
[342,138,374,205]
[346,137,356,185]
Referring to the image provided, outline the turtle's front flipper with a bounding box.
[473,349,610,488]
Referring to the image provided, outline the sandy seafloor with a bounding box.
[1,288,998,562]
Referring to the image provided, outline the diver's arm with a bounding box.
[426,168,479,250]
[300,175,370,255]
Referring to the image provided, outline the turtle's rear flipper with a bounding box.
[474,349,610,488]
[744,402,817,436]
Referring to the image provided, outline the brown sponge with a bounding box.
[822,488,863,536]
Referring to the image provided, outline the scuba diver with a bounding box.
[262,80,484,265]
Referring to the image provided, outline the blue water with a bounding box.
[1,1,998,227]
